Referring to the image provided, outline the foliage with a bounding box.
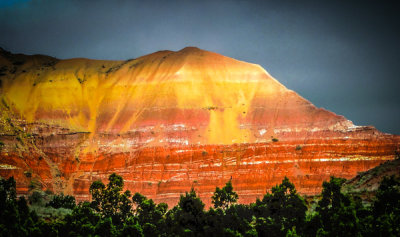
[28,190,45,205]
[61,201,101,236]
[307,177,361,237]
[211,179,238,209]
[169,187,206,235]
[46,193,76,209]
[254,176,307,236]
[30,205,72,219]
[89,173,132,224]
[0,177,38,237]
[223,204,254,234]
[1,172,400,236]
[132,192,168,236]
[370,175,400,236]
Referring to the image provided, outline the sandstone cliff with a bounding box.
[0,47,398,206]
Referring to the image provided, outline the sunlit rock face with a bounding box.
[0,47,398,206]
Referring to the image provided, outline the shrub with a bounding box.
[46,193,76,209]
[29,191,44,205]
[28,179,42,191]
[24,170,32,178]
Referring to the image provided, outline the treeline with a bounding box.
[1,173,399,237]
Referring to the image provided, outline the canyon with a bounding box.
[0,47,398,207]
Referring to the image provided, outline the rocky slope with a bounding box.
[0,47,398,206]
[342,155,400,201]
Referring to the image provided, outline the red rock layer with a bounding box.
[1,127,398,207]
[0,47,399,207]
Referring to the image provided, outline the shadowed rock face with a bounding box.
[0,47,398,207]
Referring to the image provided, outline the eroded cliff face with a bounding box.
[0,47,398,206]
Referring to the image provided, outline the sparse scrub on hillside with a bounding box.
[344,158,400,194]
[77,77,86,84]
[204,106,218,110]
[1,97,9,109]
[24,170,32,178]
[28,179,42,191]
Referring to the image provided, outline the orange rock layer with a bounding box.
[0,47,399,207]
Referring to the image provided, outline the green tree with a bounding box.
[371,175,400,236]
[8,171,400,236]
[95,217,117,236]
[120,216,143,237]
[89,173,132,224]
[0,176,16,203]
[254,177,307,236]
[0,177,38,236]
[167,188,206,236]
[223,204,254,234]
[255,216,281,237]
[203,207,224,236]
[89,180,105,211]
[211,179,239,209]
[60,201,100,236]
[310,176,360,237]
[132,192,168,236]
[373,175,400,217]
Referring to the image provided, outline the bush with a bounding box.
[29,191,44,205]
[30,205,72,219]
[46,193,76,209]
[24,170,32,178]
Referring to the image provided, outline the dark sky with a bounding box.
[1,0,399,134]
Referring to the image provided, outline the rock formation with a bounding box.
[0,47,398,206]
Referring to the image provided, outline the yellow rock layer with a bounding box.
[0,47,337,144]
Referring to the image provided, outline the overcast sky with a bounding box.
[0,0,399,134]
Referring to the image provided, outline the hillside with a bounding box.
[0,47,399,206]
[342,154,400,201]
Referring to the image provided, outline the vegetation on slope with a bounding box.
[342,153,400,201]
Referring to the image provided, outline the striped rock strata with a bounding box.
[0,47,398,207]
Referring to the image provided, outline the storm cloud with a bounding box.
[1,0,399,134]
